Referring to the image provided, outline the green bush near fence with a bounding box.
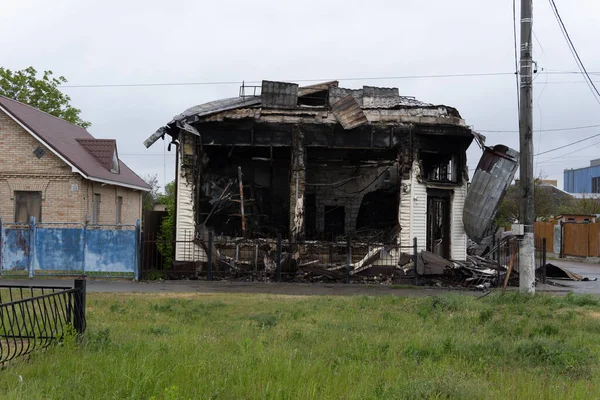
[1,292,600,399]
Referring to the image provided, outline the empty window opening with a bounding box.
[15,191,42,224]
[305,194,317,238]
[356,189,398,232]
[421,152,458,183]
[297,90,328,107]
[198,146,290,237]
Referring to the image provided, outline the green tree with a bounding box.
[0,67,91,128]
[157,181,176,267]
[557,195,600,216]
[142,175,160,212]
[495,178,571,226]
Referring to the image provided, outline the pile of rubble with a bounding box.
[194,232,594,287]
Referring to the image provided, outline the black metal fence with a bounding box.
[486,235,547,286]
[0,280,86,364]
[535,237,547,284]
[141,230,420,284]
[205,233,419,284]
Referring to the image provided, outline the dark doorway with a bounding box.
[305,194,317,238]
[427,190,451,259]
[324,206,345,239]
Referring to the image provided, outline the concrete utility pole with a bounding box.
[519,0,535,294]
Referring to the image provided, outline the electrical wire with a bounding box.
[536,139,600,165]
[479,124,600,133]
[548,0,600,105]
[512,0,521,116]
[59,72,516,88]
[534,133,600,156]
[57,71,600,89]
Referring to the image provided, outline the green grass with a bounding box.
[1,291,600,399]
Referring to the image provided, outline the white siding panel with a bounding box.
[399,186,412,248]
[175,157,205,262]
[400,160,427,251]
[412,179,428,252]
[451,184,468,261]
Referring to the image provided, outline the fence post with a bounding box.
[560,221,564,259]
[81,224,87,277]
[139,223,144,281]
[134,220,141,281]
[413,237,418,285]
[542,238,547,284]
[28,216,36,279]
[346,238,351,284]
[276,233,282,282]
[74,279,87,334]
[207,231,213,281]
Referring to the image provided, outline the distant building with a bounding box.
[540,179,557,187]
[564,159,600,194]
[555,214,597,224]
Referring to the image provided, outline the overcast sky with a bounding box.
[2,0,600,192]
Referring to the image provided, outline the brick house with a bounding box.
[0,95,150,225]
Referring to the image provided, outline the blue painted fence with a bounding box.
[0,218,140,280]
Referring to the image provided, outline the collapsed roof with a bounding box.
[145,80,479,148]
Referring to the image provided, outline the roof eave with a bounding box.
[86,175,151,192]
[0,102,150,192]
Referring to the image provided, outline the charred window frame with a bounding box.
[420,151,462,183]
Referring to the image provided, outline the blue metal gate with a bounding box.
[0,218,140,279]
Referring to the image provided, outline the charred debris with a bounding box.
[145,80,523,287]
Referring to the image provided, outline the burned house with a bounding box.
[144,80,481,273]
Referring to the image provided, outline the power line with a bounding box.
[479,124,600,133]
[512,0,520,119]
[548,0,600,105]
[536,139,600,165]
[57,71,600,89]
[535,133,600,156]
[534,80,600,85]
[59,72,516,88]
